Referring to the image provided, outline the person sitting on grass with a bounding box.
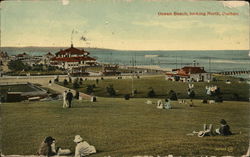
[73,135,96,157]
[189,99,194,107]
[37,136,57,156]
[215,119,232,136]
[164,99,172,109]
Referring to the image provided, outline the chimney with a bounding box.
[193,60,196,67]
[71,43,73,48]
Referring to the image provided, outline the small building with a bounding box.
[101,64,121,76]
[51,44,97,70]
[15,52,30,60]
[70,66,89,77]
[39,52,55,65]
[166,66,212,82]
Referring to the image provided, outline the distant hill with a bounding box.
[0,46,117,55]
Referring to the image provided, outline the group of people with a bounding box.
[63,90,74,108]
[191,119,233,137]
[37,135,96,157]
[157,99,172,109]
[205,85,218,95]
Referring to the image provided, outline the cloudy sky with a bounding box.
[1,0,249,50]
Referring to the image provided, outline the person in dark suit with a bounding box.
[37,136,56,157]
[215,119,232,136]
[66,90,73,108]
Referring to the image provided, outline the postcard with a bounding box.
[0,0,249,156]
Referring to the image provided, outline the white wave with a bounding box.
[212,59,250,64]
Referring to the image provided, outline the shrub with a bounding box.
[232,93,240,101]
[63,79,68,85]
[106,84,116,96]
[147,88,156,98]
[215,95,223,102]
[124,94,130,100]
[54,76,59,82]
[69,77,72,83]
[86,85,94,94]
[73,79,80,89]
[169,90,178,100]
[75,91,80,99]
[239,78,245,81]
[189,90,195,99]
[8,60,31,71]
[174,76,180,81]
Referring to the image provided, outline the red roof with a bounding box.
[166,66,206,77]
[45,52,54,56]
[179,66,206,74]
[51,56,96,62]
[55,46,90,56]
[16,53,29,57]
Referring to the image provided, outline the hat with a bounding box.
[44,136,55,143]
[220,119,227,125]
[73,135,83,143]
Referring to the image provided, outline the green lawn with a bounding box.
[59,75,249,101]
[1,98,249,156]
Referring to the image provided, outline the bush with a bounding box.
[54,76,59,82]
[75,91,80,99]
[174,76,180,81]
[69,77,72,83]
[239,78,245,81]
[215,95,223,102]
[124,94,130,100]
[169,90,178,100]
[147,88,156,98]
[106,84,116,96]
[63,79,68,85]
[189,90,195,99]
[8,60,31,71]
[73,79,80,89]
[86,85,94,94]
[232,93,240,101]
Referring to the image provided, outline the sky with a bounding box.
[0,0,249,50]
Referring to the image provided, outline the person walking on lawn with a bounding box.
[66,90,73,108]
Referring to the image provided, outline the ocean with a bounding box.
[1,47,249,78]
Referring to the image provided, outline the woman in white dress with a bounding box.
[63,90,68,108]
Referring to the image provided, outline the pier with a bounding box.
[214,70,250,76]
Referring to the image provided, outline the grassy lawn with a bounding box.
[1,98,249,156]
[58,75,249,101]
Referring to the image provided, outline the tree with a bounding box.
[8,60,30,71]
